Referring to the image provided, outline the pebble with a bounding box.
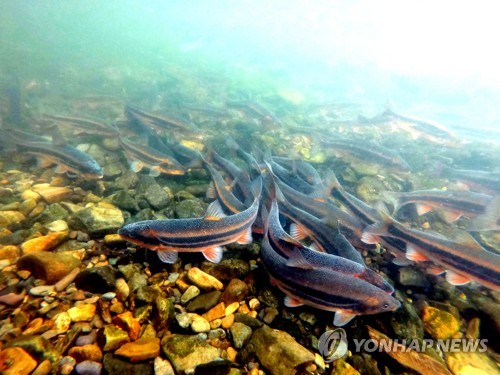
[29,285,56,297]
[21,231,68,254]
[186,291,222,313]
[33,185,72,204]
[75,330,98,346]
[221,314,235,329]
[32,359,52,375]
[208,328,226,340]
[74,360,102,375]
[71,206,124,235]
[0,245,20,261]
[176,312,192,329]
[74,266,117,293]
[191,316,211,333]
[248,298,261,310]
[421,305,460,339]
[114,337,160,362]
[225,301,240,316]
[53,312,72,334]
[167,272,179,284]
[68,344,103,362]
[220,279,248,305]
[187,267,224,290]
[54,267,81,292]
[262,307,279,325]
[203,302,226,322]
[112,311,141,341]
[101,324,130,351]
[114,278,130,301]
[0,211,26,227]
[181,285,200,304]
[102,292,116,301]
[18,251,82,284]
[230,322,253,349]
[0,346,38,375]
[68,304,97,322]
[154,357,175,375]
[226,347,238,362]
[44,219,69,232]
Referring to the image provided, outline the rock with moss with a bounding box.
[175,199,206,219]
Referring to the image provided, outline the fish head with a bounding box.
[362,292,400,315]
[118,221,157,247]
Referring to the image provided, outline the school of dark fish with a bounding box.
[1,100,499,327]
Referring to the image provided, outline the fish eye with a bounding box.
[383,303,389,309]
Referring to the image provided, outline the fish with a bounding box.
[226,99,284,127]
[273,179,365,264]
[272,156,322,186]
[320,137,411,174]
[124,103,200,134]
[266,199,394,294]
[40,113,119,136]
[361,212,500,290]
[381,108,458,145]
[467,196,500,232]
[118,135,186,176]
[382,189,494,223]
[261,205,400,326]
[1,126,103,179]
[267,159,316,194]
[436,163,500,194]
[204,161,248,214]
[118,176,262,264]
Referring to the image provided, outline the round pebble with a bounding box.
[191,317,210,333]
[75,360,102,375]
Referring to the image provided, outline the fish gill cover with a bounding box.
[0,1,499,374]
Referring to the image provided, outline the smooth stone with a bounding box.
[0,346,38,375]
[161,334,221,373]
[102,353,153,375]
[153,357,175,375]
[70,206,124,235]
[221,279,249,305]
[221,314,235,330]
[0,245,21,260]
[398,267,431,288]
[74,360,102,375]
[239,325,315,375]
[181,285,200,304]
[29,285,56,297]
[445,350,498,375]
[187,267,223,291]
[101,325,130,352]
[202,302,226,322]
[35,203,69,224]
[176,312,192,329]
[21,231,68,254]
[144,183,170,210]
[113,170,139,190]
[115,278,130,301]
[186,291,222,313]
[19,198,37,216]
[102,292,116,301]
[174,199,206,219]
[74,266,116,293]
[54,267,81,292]
[421,306,460,339]
[155,297,175,327]
[68,344,103,363]
[33,186,72,204]
[67,304,97,322]
[230,322,253,349]
[32,359,52,375]
[200,259,251,283]
[111,190,140,213]
[191,316,211,333]
[114,337,160,362]
[128,273,148,293]
[0,211,25,227]
[53,312,72,334]
[17,251,82,284]
[44,219,69,232]
[233,313,263,329]
[75,330,98,346]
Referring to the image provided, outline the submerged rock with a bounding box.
[421,306,460,340]
[174,199,206,219]
[161,334,221,373]
[239,325,315,375]
[74,266,117,293]
[17,251,82,284]
[70,206,124,235]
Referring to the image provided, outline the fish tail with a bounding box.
[380,191,401,214]
[322,169,342,194]
[467,196,500,231]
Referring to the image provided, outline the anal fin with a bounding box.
[445,270,471,285]
[284,295,304,308]
[334,311,356,327]
[202,246,223,263]
[157,250,178,264]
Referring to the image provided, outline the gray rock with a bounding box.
[128,273,148,293]
[186,291,222,313]
[135,286,159,304]
[239,325,315,375]
[70,206,124,236]
[175,199,206,219]
[161,334,220,374]
[118,264,142,281]
[35,203,69,224]
[201,259,251,283]
[208,328,226,340]
[155,296,175,326]
[75,360,102,375]
[111,190,139,213]
[74,266,116,294]
[234,313,263,329]
[103,353,153,375]
[398,267,431,288]
[114,170,139,190]
[104,162,125,179]
[144,184,170,210]
[230,322,252,349]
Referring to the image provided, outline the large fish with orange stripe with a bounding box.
[261,201,400,326]
[118,176,262,264]
[361,212,500,290]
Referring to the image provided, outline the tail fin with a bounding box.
[380,191,401,214]
[467,196,500,232]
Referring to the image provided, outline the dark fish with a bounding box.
[362,212,500,290]
[320,137,411,174]
[1,127,103,179]
[266,199,394,293]
[267,159,315,194]
[272,156,322,185]
[41,113,119,136]
[467,196,500,232]
[125,103,200,134]
[436,163,500,194]
[382,189,493,223]
[273,180,365,264]
[118,177,262,264]
[118,135,186,176]
[261,205,400,326]
[226,100,283,127]
[204,161,247,214]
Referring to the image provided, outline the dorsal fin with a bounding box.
[204,200,227,220]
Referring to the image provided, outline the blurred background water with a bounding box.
[1,0,499,132]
